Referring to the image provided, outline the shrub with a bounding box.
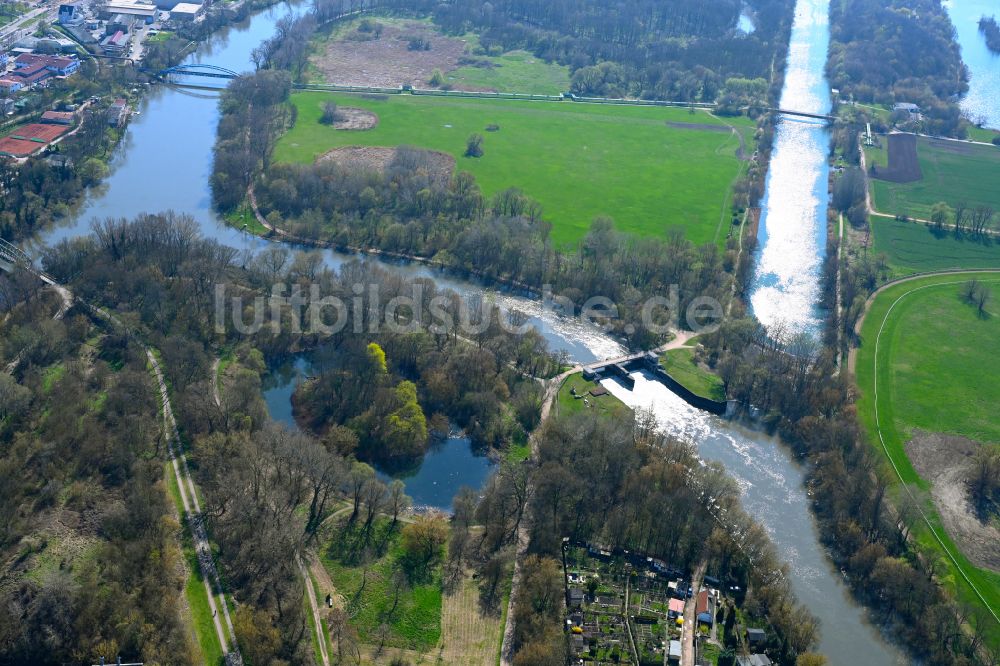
[465,133,484,158]
[319,101,341,125]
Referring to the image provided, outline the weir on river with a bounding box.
[29,0,904,662]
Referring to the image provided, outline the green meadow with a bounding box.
[320,518,442,651]
[865,137,1000,220]
[871,218,1000,276]
[855,273,1000,641]
[444,49,570,95]
[275,92,753,246]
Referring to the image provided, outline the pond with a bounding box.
[261,354,494,511]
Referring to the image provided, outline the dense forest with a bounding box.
[0,271,194,663]
[827,0,967,136]
[408,0,796,104]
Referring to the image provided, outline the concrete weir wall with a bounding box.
[583,353,730,416]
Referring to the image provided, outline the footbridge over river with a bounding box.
[0,238,58,286]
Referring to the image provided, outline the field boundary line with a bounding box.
[870,276,1000,627]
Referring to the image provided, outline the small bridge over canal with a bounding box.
[769,107,837,122]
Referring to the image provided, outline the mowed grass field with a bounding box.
[855,273,1000,640]
[865,136,1000,220]
[871,218,1000,276]
[275,92,753,246]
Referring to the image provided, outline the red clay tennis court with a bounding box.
[0,123,71,157]
[0,137,44,157]
[9,123,69,143]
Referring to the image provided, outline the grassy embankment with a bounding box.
[854,273,1000,646]
[659,346,725,401]
[164,461,224,666]
[274,93,754,247]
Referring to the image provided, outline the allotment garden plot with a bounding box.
[274,92,754,246]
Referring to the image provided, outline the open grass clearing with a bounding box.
[308,15,568,94]
[870,217,1000,276]
[555,372,631,419]
[276,92,753,246]
[854,273,1000,645]
[319,516,442,651]
[308,17,465,88]
[865,135,1000,220]
[444,49,570,95]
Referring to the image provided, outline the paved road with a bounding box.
[680,559,707,666]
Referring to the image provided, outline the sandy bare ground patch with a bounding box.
[318,146,455,184]
[906,430,1000,572]
[332,107,379,131]
[311,20,467,88]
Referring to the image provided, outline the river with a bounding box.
[945,0,1000,130]
[31,0,904,661]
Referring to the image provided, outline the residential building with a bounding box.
[100,30,129,55]
[13,54,80,77]
[169,3,203,21]
[736,655,773,666]
[746,627,766,647]
[58,1,85,25]
[0,78,24,95]
[107,97,128,126]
